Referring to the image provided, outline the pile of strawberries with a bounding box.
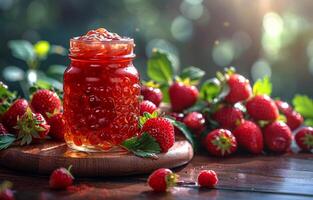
[140,68,313,156]
[0,82,65,148]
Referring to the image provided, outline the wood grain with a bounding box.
[1,151,313,200]
[0,140,194,177]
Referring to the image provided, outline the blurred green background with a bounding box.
[1,0,313,100]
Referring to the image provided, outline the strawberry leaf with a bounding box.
[0,82,17,116]
[0,134,16,150]
[253,76,272,96]
[139,111,158,127]
[293,95,313,119]
[305,119,313,126]
[121,132,161,159]
[183,101,207,114]
[165,117,198,150]
[200,78,222,102]
[147,49,174,84]
[180,66,205,85]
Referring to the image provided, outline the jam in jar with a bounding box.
[64,28,140,152]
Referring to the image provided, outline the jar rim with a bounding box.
[70,37,134,45]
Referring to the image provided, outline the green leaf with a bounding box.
[293,95,313,118]
[138,111,158,127]
[180,66,205,85]
[304,119,313,126]
[160,83,170,103]
[8,40,35,62]
[50,45,67,56]
[200,78,221,102]
[183,101,207,114]
[166,117,198,150]
[47,65,66,78]
[2,66,25,82]
[121,132,161,159]
[147,50,174,84]
[253,76,272,96]
[0,82,17,116]
[0,134,16,150]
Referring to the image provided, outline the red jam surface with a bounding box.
[64,28,140,152]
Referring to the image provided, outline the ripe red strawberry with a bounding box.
[49,166,74,190]
[47,113,65,141]
[169,81,199,112]
[233,120,263,154]
[295,127,313,151]
[169,112,184,136]
[263,121,292,153]
[15,108,50,145]
[275,100,292,114]
[212,106,243,130]
[147,168,178,192]
[141,117,175,153]
[1,99,28,132]
[0,181,14,200]
[224,74,252,104]
[246,95,279,121]
[141,85,163,107]
[285,111,303,131]
[203,129,237,157]
[275,100,303,130]
[140,100,157,115]
[0,123,8,135]
[197,170,218,188]
[183,112,205,137]
[30,89,62,118]
[0,188,14,200]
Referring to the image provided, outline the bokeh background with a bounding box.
[1,0,313,100]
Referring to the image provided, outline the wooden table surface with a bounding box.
[1,150,313,200]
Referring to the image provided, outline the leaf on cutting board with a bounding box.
[165,117,198,150]
[121,132,161,159]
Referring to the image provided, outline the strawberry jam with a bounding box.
[64,28,140,152]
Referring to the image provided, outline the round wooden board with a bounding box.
[0,140,193,177]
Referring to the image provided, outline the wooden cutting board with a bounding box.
[0,140,193,177]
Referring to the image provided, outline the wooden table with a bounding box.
[1,150,313,200]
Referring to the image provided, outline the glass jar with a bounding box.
[63,29,140,152]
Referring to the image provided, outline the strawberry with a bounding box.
[0,181,14,200]
[203,129,237,157]
[275,100,292,114]
[263,121,292,153]
[246,95,279,121]
[141,85,163,107]
[212,106,243,130]
[183,112,205,137]
[233,120,263,154]
[30,89,62,118]
[141,117,175,153]
[169,81,199,112]
[49,166,74,190]
[295,127,313,151]
[197,170,218,188]
[147,168,178,192]
[0,123,8,135]
[1,99,28,132]
[275,100,303,130]
[285,111,303,131]
[140,100,157,115]
[15,108,50,145]
[169,112,184,136]
[224,74,252,104]
[47,112,65,141]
